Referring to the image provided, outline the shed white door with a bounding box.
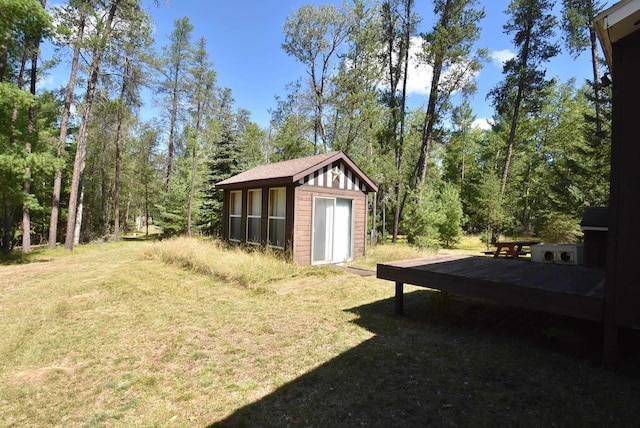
[312,197,353,264]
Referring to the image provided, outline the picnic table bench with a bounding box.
[485,241,540,259]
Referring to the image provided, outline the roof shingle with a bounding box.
[216,152,337,186]
[215,151,378,192]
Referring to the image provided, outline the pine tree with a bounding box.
[186,37,216,237]
[0,0,51,253]
[379,0,416,243]
[48,0,87,249]
[415,0,485,186]
[438,182,464,248]
[489,0,559,197]
[200,88,242,236]
[65,0,140,250]
[156,17,194,192]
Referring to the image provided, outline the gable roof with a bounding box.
[216,151,378,192]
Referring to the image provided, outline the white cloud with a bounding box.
[408,38,485,97]
[472,118,492,130]
[374,37,434,95]
[377,37,481,97]
[406,37,434,96]
[490,49,516,68]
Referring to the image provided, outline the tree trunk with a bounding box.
[589,24,602,135]
[74,173,84,246]
[22,33,40,253]
[416,59,443,185]
[114,124,122,241]
[187,137,197,237]
[14,45,30,252]
[392,0,413,244]
[49,0,86,249]
[187,103,203,237]
[65,0,121,250]
[165,64,180,192]
[99,135,108,236]
[382,199,386,241]
[124,193,131,235]
[501,84,523,196]
[113,57,129,242]
[501,28,531,197]
[145,182,150,238]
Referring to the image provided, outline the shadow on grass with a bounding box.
[0,248,52,266]
[0,235,158,265]
[210,290,640,427]
[121,233,163,242]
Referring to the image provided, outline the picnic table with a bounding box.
[485,241,540,259]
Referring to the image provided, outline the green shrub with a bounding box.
[401,182,464,249]
[537,213,583,243]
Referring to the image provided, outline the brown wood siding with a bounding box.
[220,160,374,265]
[606,29,640,328]
[584,231,607,268]
[293,184,367,265]
[293,187,312,265]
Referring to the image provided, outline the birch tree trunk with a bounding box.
[65,0,121,250]
[113,57,131,241]
[49,0,87,249]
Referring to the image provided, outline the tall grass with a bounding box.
[145,237,334,287]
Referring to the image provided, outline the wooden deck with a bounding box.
[376,254,606,322]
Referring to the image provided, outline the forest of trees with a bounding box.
[0,0,610,254]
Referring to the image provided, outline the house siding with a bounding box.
[218,152,376,265]
[293,184,367,265]
[606,29,640,328]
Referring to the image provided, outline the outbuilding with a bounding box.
[215,151,378,265]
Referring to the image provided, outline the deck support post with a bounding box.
[395,281,404,315]
[603,323,619,370]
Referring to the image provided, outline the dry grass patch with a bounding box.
[0,239,385,426]
[350,242,434,270]
[145,237,334,288]
[351,234,493,270]
[1,238,639,427]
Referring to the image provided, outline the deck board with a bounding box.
[377,255,606,322]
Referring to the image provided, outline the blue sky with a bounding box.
[46,0,616,130]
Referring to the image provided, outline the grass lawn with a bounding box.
[1,238,639,427]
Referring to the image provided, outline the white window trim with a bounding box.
[311,196,355,265]
[267,187,286,249]
[229,190,242,242]
[246,188,262,245]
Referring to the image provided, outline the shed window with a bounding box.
[229,190,242,242]
[247,189,262,244]
[268,187,286,248]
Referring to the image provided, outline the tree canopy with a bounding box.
[0,0,612,253]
